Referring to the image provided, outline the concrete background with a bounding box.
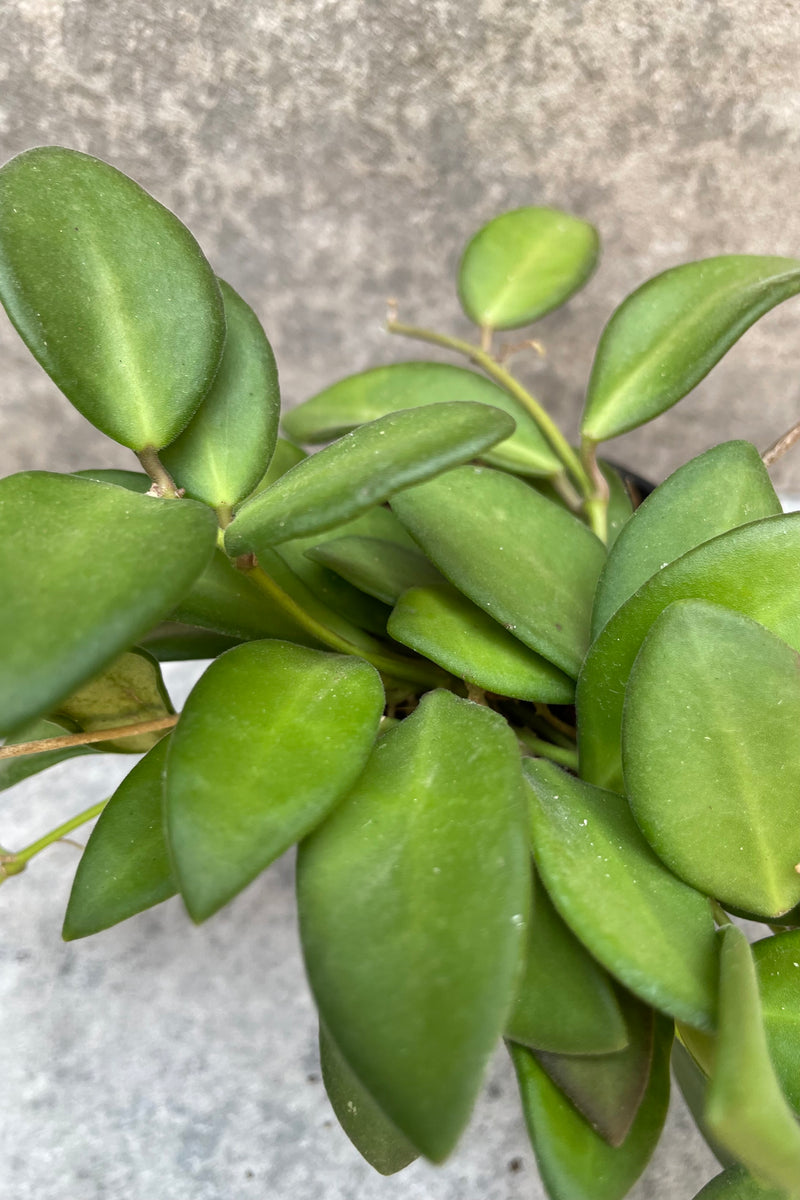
[1,1,796,1196]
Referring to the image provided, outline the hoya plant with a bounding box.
[3,146,800,1200]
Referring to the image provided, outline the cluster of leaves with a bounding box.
[2,146,800,1200]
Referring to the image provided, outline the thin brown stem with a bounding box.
[0,715,179,761]
[762,418,800,467]
[136,447,181,498]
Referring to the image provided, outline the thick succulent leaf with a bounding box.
[578,512,800,791]
[248,437,306,496]
[581,256,800,442]
[389,584,574,703]
[306,537,444,606]
[458,207,600,331]
[0,146,225,451]
[391,465,606,678]
[226,402,516,552]
[166,641,384,921]
[592,442,781,637]
[161,279,280,510]
[138,623,241,662]
[523,759,719,1030]
[533,992,654,1147]
[0,717,98,794]
[507,870,628,1055]
[51,648,173,753]
[623,601,800,918]
[73,468,152,492]
[706,926,800,1198]
[297,689,530,1162]
[0,473,216,735]
[62,737,176,939]
[282,361,562,477]
[510,1015,672,1200]
[672,1040,738,1170]
[753,930,800,1116]
[319,1023,418,1176]
[693,1166,793,1200]
[275,537,390,637]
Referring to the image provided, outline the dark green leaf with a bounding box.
[458,207,599,331]
[52,647,173,753]
[0,146,225,451]
[0,473,217,735]
[581,256,800,442]
[602,462,635,549]
[138,623,241,662]
[297,689,530,1161]
[692,1165,793,1200]
[166,641,384,921]
[672,1040,738,1169]
[753,930,800,1116]
[306,537,444,606]
[0,717,98,794]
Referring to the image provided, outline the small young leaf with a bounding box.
[458,207,600,331]
[753,930,800,1116]
[0,717,98,794]
[705,926,800,1198]
[297,690,530,1162]
[306,537,445,607]
[282,361,562,477]
[165,641,384,922]
[225,402,515,553]
[623,601,800,918]
[391,465,606,678]
[319,1023,418,1176]
[692,1165,793,1200]
[523,758,719,1030]
[161,279,280,511]
[62,737,176,939]
[592,442,781,637]
[0,146,225,451]
[388,584,574,703]
[581,256,800,442]
[0,473,217,735]
[52,648,173,753]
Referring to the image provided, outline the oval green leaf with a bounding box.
[226,402,515,553]
[693,1165,794,1200]
[391,465,606,678]
[161,279,280,511]
[165,641,384,921]
[581,256,800,442]
[51,647,173,753]
[0,472,217,735]
[306,537,444,607]
[282,361,562,477]
[458,207,600,331]
[523,758,719,1030]
[297,689,530,1161]
[0,146,225,451]
[753,930,800,1117]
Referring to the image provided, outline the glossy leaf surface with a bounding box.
[581,255,800,441]
[578,512,800,791]
[166,641,384,921]
[392,465,605,678]
[63,737,175,939]
[297,690,530,1161]
[623,601,800,917]
[319,1023,418,1176]
[306,537,444,606]
[524,759,719,1030]
[592,442,781,638]
[0,717,97,794]
[753,930,800,1115]
[282,361,562,477]
[693,1166,793,1200]
[389,584,574,703]
[161,279,280,510]
[0,473,216,735]
[226,402,515,552]
[0,147,225,450]
[706,926,800,1197]
[52,648,173,753]
[458,207,599,331]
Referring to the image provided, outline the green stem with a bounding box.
[1,799,107,878]
[137,446,181,498]
[579,436,610,544]
[516,728,579,770]
[710,898,733,927]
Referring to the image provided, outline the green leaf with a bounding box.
[297,689,530,1161]
[692,1165,793,1200]
[623,601,800,918]
[532,992,655,1146]
[523,758,719,1030]
[226,403,516,553]
[248,436,306,496]
[0,146,225,451]
[319,1023,418,1176]
[458,207,600,331]
[672,1040,738,1170]
[73,468,152,492]
[602,462,635,549]
[0,717,98,794]
[388,584,574,703]
[62,737,176,939]
[275,536,390,638]
[581,256,800,442]
[138,623,241,662]
[51,648,173,753]
[578,512,800,792]
[706,925,800,1198]
[282,361,562,477]
[753,930,800,1116]
[165,641,384,921]
[161,279,280,510]
[306,537,444,606]
[507,870,628,1055]
[592,442,781,637]
[391,465,606,678]
[510,1015,672,1200]
[0,473,217,735]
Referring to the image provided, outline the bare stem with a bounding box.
[762,418,800,467]
[1,799,107,878]
[516,728,579,770]
[137,446,181,498]
[0,715,179,761]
